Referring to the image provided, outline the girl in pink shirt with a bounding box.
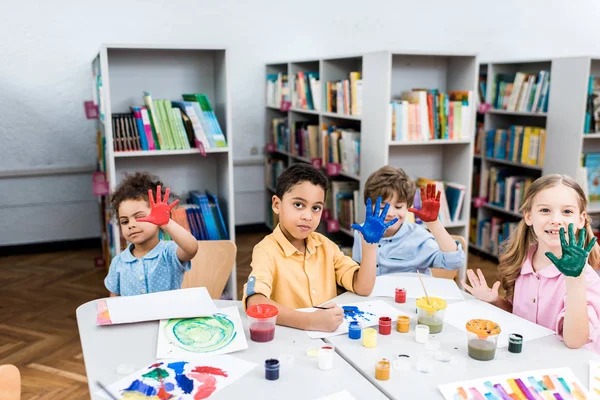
[463,174,600,353]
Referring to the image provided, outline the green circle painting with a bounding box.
[165,314,236,353]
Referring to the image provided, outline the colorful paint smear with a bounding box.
[342,306,375,323]
[438,368,589,400]
[102,356,256,400]
[96,299,112,325]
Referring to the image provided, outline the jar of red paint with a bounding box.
[395,288,406,303]
[379,316,392,335]
[247,304,279,342]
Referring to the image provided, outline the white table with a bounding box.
[325,290,600,399]
[76,299,389,400]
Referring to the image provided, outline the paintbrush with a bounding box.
[417,270,431,306]
[314,306,354,314]
[96,381,120,400]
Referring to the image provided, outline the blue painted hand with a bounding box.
[351,197,398,244]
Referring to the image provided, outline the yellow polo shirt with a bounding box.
[242,224,360,309]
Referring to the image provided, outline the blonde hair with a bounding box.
[498,174,600,301]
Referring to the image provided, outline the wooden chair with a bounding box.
[430,235,467,283]
[0,365,20,400]
[181,240,237,299]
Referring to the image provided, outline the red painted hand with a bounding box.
[408,183,440,223]
[136,185,179,226]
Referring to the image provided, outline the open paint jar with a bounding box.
[416,297,447,334]
[466,319,501,361]
[246,304,279,343]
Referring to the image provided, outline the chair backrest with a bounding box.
[0,364,20,400]
[181,240,236,299]
[430,235,466,282]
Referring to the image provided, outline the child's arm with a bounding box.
[351,197,398,295]
[161,219,198,262]
[409,183,457,252]
[136,185,198,262]
[110,292,119,297]
[545,223,598,348]
[246,294,344,332]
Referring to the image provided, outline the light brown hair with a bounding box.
[498,174,600,301]
[363,166,416,206]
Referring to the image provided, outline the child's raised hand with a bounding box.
[461,269,501,303]
[352,197,398,244]
[408,183,440,223]
[310,303,344,332]
[545,223,597,277]
[136,185,179,226]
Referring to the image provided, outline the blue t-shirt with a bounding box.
[104,240,191,296]
[352,221,464,276]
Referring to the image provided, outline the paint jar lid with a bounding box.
[466,319,501,338]
[247,304,279,319]
[509,333,523,343]
[265,358,280,370]
[348,321,361,329]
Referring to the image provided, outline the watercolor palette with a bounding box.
[438,367,588,400]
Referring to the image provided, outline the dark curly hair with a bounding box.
[110,171,166,217]
[275,163,328,199]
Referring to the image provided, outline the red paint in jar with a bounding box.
[379,316,392,335]
[249,322,276,342]
[395,288,406,303]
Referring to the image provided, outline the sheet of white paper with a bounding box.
[438,367,588,400]
[444,299,555,348]
[313,390,357,400]
[156,306,248,358]
[298,300,406,339]
[102,287,219,325]
[370,275,464,300]
[590,360,600,398]
[97,355,256,399]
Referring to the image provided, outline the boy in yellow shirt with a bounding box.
[243,163,396,332]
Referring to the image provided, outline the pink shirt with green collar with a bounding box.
[513,244,600,354]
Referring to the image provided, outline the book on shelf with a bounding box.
[291,71,320,111]
[484,126,546,167]
[110,91,227,153]
[325,71,362,116]
[390,89,473,141]
[583,153,600,201]
[321,124,360,177]
[266,73,290,108]
[330,181,360,230]
[485,166,535,214]
[476,217,518,255]
[492,71,550,113]
[265,158,286,189]
[585,76,600,133]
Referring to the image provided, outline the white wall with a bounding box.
[1,0,600,244]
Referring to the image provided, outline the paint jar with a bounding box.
[362,328,377,348]
[375,358,391,381]
[348,321,361,340]
[318,345,335,370]
[415,324,429,344]
[508,333,523,354]
[396,316,410,333]
[246,304,279,343]
[416,297,447,334]
[466,319,501,361]
[264,358,280,380]
[378,316,392,335]
[395,288,406,303]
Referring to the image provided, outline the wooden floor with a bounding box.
[1,230,498,399]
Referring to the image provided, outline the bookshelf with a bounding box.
[92,44,237,299]
[264,56,363,252]
[265,51,478,277]
[471,58,571,260]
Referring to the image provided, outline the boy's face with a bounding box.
[377,193,408,237]
[118,199,160,245]
[272,181,325,242]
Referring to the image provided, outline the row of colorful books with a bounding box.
[390,90,473,141]
[483,166,536,213]
[291,71,320,111]
[476,125,547,167]
[493,71,550,113]
[325,72,362,116]
[473,217,518,256]
[112,92,227,152]
[585,76,600,133]
[266,73,290,109]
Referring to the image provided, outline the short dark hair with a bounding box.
[110,171,166,217]
[275,163,328,199]
[364,166,416,207]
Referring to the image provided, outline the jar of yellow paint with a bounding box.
[362,328,377,348]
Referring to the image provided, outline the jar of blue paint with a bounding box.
[265,358,280,381]
[348,321,361,340]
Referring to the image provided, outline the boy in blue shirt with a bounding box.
[104,172,199,296]
[352,166,464,275]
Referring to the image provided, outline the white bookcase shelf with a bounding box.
[92,44,237,299]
